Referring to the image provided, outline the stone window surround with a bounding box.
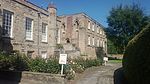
[88,35,91,45]
[97,39,99,47]
[100,29,103,35]
[92,23,95,32]
[2,9,14,38]
[27,51,34,58]
[41,51,47,59]
[41,23,48,42]
[25,17,33,41]
[92,37,95,46]
[88,21,90,30]
[97,26,99,34]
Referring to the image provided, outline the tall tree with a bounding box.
[107,4,150,54]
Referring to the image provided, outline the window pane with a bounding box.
[42,23,47,42]
[25,17,33,40]
[41,51,47,59]
[2,10,13,37]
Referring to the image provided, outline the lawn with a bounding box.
[108,59,122,63]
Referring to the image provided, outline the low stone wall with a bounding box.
[0,70,66,84]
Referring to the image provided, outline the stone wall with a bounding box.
[0,70,65,84]
[58,13,107,59]
[0,0,56,58]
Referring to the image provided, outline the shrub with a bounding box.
[29,58,61,74]
[28,58,46,72]
[46,59,61,74]
[64,64,75,80]
[123,25,150,84]
[0,52,29,71]
[71,58,102,73]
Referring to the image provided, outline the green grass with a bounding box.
[109,59,122,63]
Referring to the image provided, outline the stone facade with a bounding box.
[0,0,107,59]
[0,0,56,58]
[57,13,107,59]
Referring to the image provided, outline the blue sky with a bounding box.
[29,0,150,27]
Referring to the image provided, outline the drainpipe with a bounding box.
[37,12,40,57]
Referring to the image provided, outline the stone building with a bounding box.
[0,0,107,59]
[57,13,107,59]
[0,0,57,58]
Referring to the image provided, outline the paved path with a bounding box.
[68,62,122,84]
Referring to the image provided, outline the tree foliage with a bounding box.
[107,4,150,53]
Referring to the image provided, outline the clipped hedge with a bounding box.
[123,25,150,84]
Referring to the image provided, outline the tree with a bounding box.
[107,4,150,54]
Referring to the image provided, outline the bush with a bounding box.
[71,58,102,73]
[123,25,150,84]
[29,58,61,74]
[0,51,102,78]
[63,58,102,80]
[0,52,61,74]
[64,64,75,80]
[0,52,29,71]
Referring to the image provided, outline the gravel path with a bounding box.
[67,62,122,84]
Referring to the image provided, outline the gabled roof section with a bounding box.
[58,12,105,29]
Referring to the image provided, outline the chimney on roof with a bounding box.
[48,2,56,9]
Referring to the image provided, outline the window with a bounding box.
[42,23,47,42]
[2,10,13,37]
[103,41,105,48]
[88,22,90,29]
[97,39,99,47]
[88,36,91,45]
[25,17,33,40]
[100,29,102,34]
[92,37,95,46]
[62,23,65,34]
[92,24,94,31]
[41,51,47,59]
[27,51,34,58]
[97,27,99,33]
[100,40,103,47]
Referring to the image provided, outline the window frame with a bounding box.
[92,37,95,46]
[41,51,47,59]
[88,21,90,30]
[25,17,33,40]
[42,23,48,42]
[2,10,14,38]
[97,26,99,34]
[92,24,95,31]
[88,35,91,46]
[97,39,99,47]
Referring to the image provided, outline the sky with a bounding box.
[28,0,150,27]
